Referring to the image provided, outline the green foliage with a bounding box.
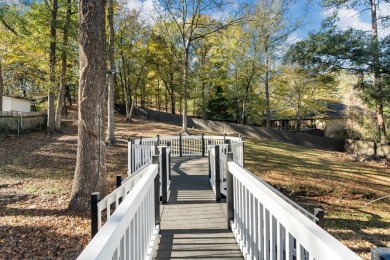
[205,86,236,122]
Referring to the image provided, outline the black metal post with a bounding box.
[91,192,101,238]
[227,152,234,229]
[314,207,324,228]
[179,133,183,157]
[242,137,245,167]
[201,133,205,157]
[167,142,172,181]
[208,142,211,179]
[215,145,221,201]
[152,155,160,225]
[116,175,123,204]
[157,134,160,145]
[161,147,168,203]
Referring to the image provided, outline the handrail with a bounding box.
[96,164,153,231]
[78,164,159,260]
[227,162,360,260]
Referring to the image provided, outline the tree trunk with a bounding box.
[107,0,116,144]
[0,60,3,112]
[47,0,59,133]
[182,48,189,133]
[55,0,72,131]
[69,0,107,211]
[370,0,387,143]
[264,40,271,128]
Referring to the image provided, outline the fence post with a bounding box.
[157,134,160,145]
[128,139,133,174]
[91,192,101,238]
[227,152,234,229]
[161,147,168,203]
[201,133,205,157]
[314,207,324,228]
[215,145,221,201]
[179,133,183,157]
[152,155,160,225]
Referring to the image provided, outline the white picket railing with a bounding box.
[78,164,159,260]
[129,144,155,174]
[227,162,361,260]
[129,135,242,164]
[96,165,155,231]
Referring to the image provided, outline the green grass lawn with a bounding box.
[244,138,390,259]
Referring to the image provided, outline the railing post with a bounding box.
[157,134,160,145]
[153,155,160,226]
[167,142,172,181]
[140,136,143,164]
[154,141,159,155]
[91,192,101,238]
[201,133,205,157]
[116,175,123,204]
[227,152,234,229]
[215,145,221,201]
[161,147,168,203]
[314,207,324,228]
[179,133,183,157]
[128,138,133,174]
[225,138,232,152]
[242,138,245,167]
[208,141,211,179]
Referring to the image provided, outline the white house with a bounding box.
[2,96,31,112]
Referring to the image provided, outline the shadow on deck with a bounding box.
[154,157,243,259]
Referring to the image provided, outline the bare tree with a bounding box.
[155,0,243,133]
[69,0,107,211]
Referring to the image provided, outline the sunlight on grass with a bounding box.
[244,137,390,259]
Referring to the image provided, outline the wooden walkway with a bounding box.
[154,157,243,259]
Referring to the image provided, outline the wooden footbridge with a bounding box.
[78,135,361,260]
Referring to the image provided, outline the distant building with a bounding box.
[270,102,369,138]
[2,96,32,112]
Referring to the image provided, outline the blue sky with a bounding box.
[126,0,390,42]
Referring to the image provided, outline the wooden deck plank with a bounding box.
[154,157,243,260]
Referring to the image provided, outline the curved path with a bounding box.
[154,157,243,259]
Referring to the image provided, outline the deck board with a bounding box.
[154,157,243,260]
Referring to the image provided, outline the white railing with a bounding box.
[227,162,361,260]
[78,164,159,260]
[231,141,244,166]
[95,164,157,231]
[129,144,156,174]
[129,135,242,166]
